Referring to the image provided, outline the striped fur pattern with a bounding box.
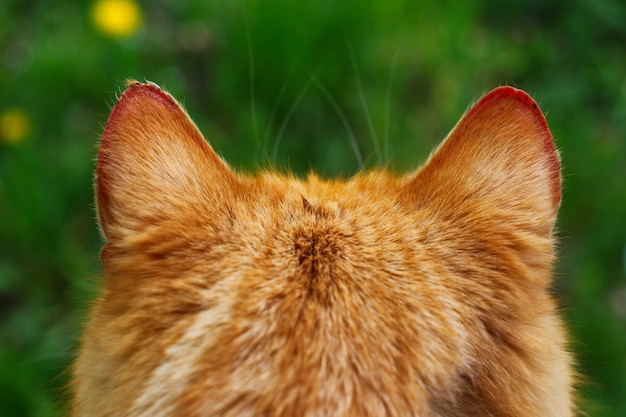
[72,82,574,416]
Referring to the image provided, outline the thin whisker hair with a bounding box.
[347,42,382,166]
[309,71,364,168]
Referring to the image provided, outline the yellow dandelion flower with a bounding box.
[92,0,142,38]
[0,109,31,145]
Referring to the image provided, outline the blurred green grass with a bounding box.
[1,0,625,415]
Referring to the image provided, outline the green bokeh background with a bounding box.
[1,0,625,415]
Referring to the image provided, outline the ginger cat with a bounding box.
[72,81,574,416]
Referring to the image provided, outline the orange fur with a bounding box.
[72,81,574,416]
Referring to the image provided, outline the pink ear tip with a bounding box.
[114,80,178,111]
[98,81,175,177]
[484,86,542,110]
[490,86,561,204]
[101,81,180,145]
[482,86,546,119]
[471,86,552,140]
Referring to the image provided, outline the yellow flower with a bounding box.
[92,0,142,38]
[0,109,31,145]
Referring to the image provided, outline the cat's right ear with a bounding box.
[96,81,239,241]
[405,87,561,236]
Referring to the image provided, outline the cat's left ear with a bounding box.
[96,81,239,241]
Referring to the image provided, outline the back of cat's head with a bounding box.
[72,82,574,417]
